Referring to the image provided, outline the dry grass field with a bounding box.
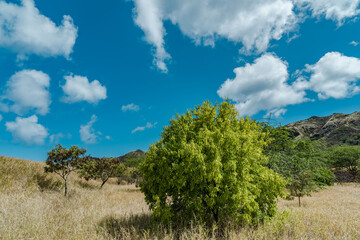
[1,156,360,239]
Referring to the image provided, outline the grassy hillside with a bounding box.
[1,156,360,239]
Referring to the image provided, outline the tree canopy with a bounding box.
[140,101,286,224]
[79,157,126,189]
[45,144,87,196]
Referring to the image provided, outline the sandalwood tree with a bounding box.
[140,101,286,224]
[45,144,87,196]
[79,157,126,189]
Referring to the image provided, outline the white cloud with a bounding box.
[264,109,287,118]
[80,115,99,144]
[0,114,2,122]
[0,0,78,59]
[350,41,359,46]
[61,75,107,104]
[105,135,111,140]
[122,103,140,112]
[217,53,307,116]
[49,133,65,144]
[304,52,360,100]
[131,122,156,133]
[133,0,170,73]
[133,0,298,72]
[5,115,48,145]
[295,0,360,24]
[3,69,50,115]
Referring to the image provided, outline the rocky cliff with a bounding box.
[286,111,360,145]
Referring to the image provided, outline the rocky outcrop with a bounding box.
[286,111,360,145]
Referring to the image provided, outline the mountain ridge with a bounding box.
[286,111,360,145]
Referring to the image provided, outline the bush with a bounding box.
[140,101,286,224]
[328,145,360,180]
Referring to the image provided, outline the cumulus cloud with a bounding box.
[61,75,107,104]
[0,0,78,59]
[80,115,99,144]
[133,0,360,72]
[133,0,297,72]
[3,69,50,115]
[122,103,140,112]
[295,0,360,24]
[133,0,170,72]
[217,53,307,116]
[131,122,156,134]
[304,52,360,100]
[5,115,48,145]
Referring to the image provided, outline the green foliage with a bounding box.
[264,125,335,206]
[79,157,126,189]
[123,155,145,168]
[140,101,286,224]
[328,145,360,180]
[44,144,87,196]
[117,168,142,185]
[311,167,336,187]
[263,125,294,153]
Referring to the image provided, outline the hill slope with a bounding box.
[286,111,360,145]
[116,149,145,163]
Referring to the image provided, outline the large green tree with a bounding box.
[140,101,286,224]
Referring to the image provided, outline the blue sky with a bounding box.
[1,0,360,161]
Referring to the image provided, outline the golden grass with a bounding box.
[0,156,359,239]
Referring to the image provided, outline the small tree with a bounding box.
[80,157,126,189]
[45,144,87,196]
[265,131,334,206]
[140,101,286,224]
[286,156,318,207]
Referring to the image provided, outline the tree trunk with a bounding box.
[64,180,68,197]
[212,209,219,222]
[100,178,108,189]
[298,196,301,207]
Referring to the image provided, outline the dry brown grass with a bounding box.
[1,156,360,239]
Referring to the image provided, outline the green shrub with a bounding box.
[328,145,360,180]
[140,101,286,224]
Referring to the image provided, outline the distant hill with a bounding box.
[90,149,145,168]
[286,111,360,145]
[116,149,145,163]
